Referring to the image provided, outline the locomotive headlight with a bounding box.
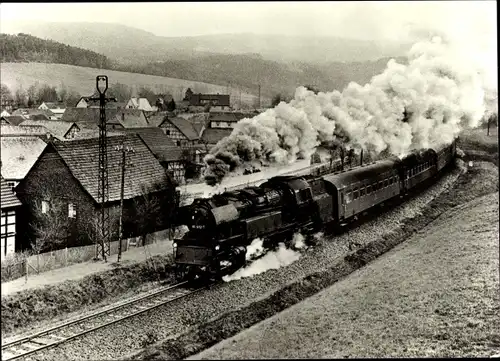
[215,245,220,251]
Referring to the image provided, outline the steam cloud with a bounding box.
[205,36,497,184]
[222,233,308,282]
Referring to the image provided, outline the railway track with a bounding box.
[1,281,206,361]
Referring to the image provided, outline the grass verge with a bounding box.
[1,255,175,336]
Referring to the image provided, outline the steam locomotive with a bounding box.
[173,139,458,280]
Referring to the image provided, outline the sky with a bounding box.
[0,1,496,42]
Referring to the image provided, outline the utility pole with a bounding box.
[115,141,134,263]
[360,149,364,166]
[239,88,242,109]
[89,75,116,262]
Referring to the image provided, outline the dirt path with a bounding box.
[1,240,173,297]
[193,191,500,358]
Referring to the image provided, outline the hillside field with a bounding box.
[0,62,267,107]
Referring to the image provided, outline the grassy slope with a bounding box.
[193,190,499,358]
[0,62,264,106]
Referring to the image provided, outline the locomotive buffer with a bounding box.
[89,76,116,261]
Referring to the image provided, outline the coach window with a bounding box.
[378,181,383,189]
[353,189,359,200]
[346,192,352,204]
[360,187,365,197]
[367,185,372,194]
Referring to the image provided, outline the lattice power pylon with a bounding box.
[90,76,116,261]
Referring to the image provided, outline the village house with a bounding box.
[125,97,154,112]
[1,176,22,259]
[154,115,200,147]
[0,136,49,190]
[38,102,66,119]
[106,109,150,129]
[19,120,81,139]
[122,127,205,183]
[14,134,178,251]
[189,94,231,111]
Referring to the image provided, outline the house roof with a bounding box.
[0,176,22,209]
[1,124,51,137]
[127,97,153,111]
[61,107,119,124]
[12,108,55,118]
[168,117,200,141]
[201,128,232,145]
[123,128,186,162]
[190,94,230,107]
[19,120,79,138]
[0,136,49,180]
[30,114,51,121]
[40,102,65,110]
[108,109,150,128]
[52,134,169,203]
[1,115,27,126]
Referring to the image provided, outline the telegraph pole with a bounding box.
[89,75,116,262]
[115,141,134,263]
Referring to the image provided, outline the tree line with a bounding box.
[0,33,115,69]
[1,82,82,108]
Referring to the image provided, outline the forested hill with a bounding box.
[0,33,115,69]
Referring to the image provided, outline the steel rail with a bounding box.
[1,281,206,361]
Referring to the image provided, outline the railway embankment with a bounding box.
[131,137,498,360]
[1,128,496,360]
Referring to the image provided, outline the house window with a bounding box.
[166,130,171,135]
[41,200,49,214]
[68,203,76,218]
[176,140,181,146]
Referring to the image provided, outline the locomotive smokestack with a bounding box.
[360,149,364,166]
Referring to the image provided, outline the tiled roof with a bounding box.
[1,115,27,126]
[53,134,169,203]
[190,94,230,106]
[123,128,184,162]
[19,120,79,138]
[201,128,232,145]
[1,124,51,137]
[61,107,119,124]
[40,102,65,110]
[0,136,49,180]
[108,109,150,128]
[168,117,200,141]
[208,112,240,123]
[30,114,51,121]
[0,176,22,209]
[146,114,166,128]
[12,108,55,118]
[178,113,210,136]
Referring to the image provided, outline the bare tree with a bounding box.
[29,197,70,271]
[84,212,119,262]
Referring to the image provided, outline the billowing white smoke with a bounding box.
[205,36,497,184]
[222,232,307,282]
[245,238,265,261]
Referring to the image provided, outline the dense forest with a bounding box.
[0,33,115,69]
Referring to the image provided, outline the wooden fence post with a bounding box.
[24,258,28,284]
[65,247,68,267]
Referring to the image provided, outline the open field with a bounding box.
[194,190,499,358]
[0,62,265,106]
